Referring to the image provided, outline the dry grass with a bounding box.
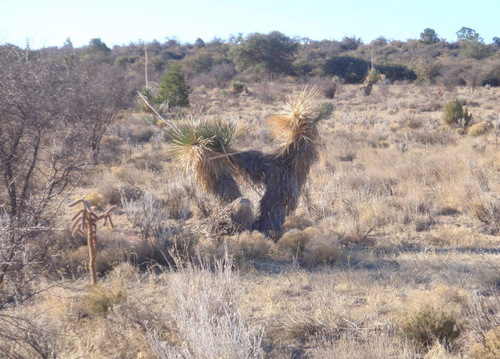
[2,83,500,358]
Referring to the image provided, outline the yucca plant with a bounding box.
[167,89,332,238]
[235,88,332,237]
[168,117,242,203]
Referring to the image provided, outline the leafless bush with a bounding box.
[190,63,237,89]
[122,192,172,243]
[159,184,191,220]
[467,291,500,342]
[65,62,132,163]
[0,314,58,358]
[254,83,279,104]
[0,55,106,306]
[468,191,500,234]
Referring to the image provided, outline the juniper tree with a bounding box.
[156,62,192,108]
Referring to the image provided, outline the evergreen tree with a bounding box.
[420,28,439,44]
[156,62,192,108]
[63,37,73,49]
[456,27,493,60]
[229,31,298,79]
[87,38,111,55]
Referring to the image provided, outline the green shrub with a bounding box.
[482,64,500,86]
[313,102,334,123]
[402,309,461,349]
[377,63,417,82]
[156,62,192,108]
[229,81,245,94]
[323,56,369,83]
[415,62,441,84]
[443,98,473,128]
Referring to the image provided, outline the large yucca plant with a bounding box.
[168,117,242,203]
[167,89,332,238]
[235,88,332,237]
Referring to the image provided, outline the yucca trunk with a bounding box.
[234,140,317,237]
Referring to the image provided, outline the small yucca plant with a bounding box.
[365,68,381,84]
[168,117,242,203]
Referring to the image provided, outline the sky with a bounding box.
[1,0,499,49]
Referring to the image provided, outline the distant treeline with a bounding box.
[2,27,500,88]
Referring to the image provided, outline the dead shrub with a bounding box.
[128,126,157,145]
[278,228,318,254]
[227,231,274,261]
[254,83,278,104]
[162,184,191,220]
[97,182,122,206]
[323,83,337,99]
[99,134,124,164]
[400,113,424,130]
[277,227,341,266]
[122,192,173,243]
[0,314,59,359]
[283,215,314,231]
[468,191,500,234]
[209,198,254,237]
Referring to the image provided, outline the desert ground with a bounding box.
[2,80,500,358]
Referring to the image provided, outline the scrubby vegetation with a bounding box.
[1,29,500,358]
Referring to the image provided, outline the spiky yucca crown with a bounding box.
[268,87,330,155]
[168,118,241,192]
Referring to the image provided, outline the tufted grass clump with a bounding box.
[468,121,489,136]
[80,285,127,318]
[278,227,342,266]
[84,190,108,210]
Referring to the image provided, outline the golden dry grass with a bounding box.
[2,82,500,358]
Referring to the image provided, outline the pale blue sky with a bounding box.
[1,0,499,49]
